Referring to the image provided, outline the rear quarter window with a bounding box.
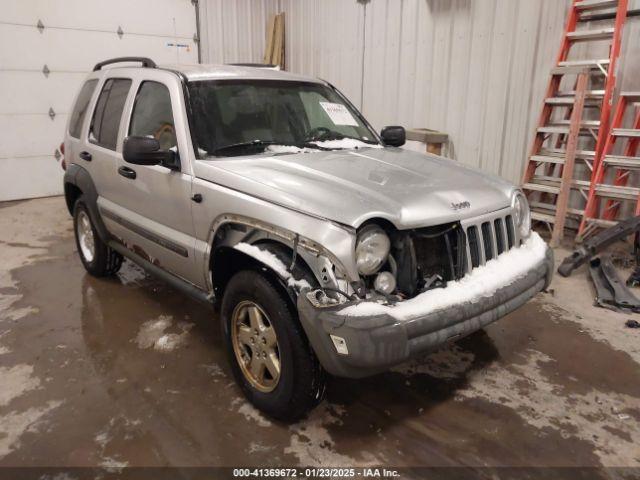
[89,78,132,150]
[69,79,98,138]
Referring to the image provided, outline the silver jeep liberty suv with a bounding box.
[63,57,553,421]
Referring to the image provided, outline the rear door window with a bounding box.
[69,79,98,138]
[89,78,132,150]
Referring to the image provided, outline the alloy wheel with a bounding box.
[77,210,95,263]
[230,300,281,393]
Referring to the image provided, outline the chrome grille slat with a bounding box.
[506,215,515,249]
[494,218,505,255]
[478,225,488,264]
[481,222,494,261]
[467,225,481,269]
[490,221,499,258]
[501,218,509,252]
[465,236,473,273]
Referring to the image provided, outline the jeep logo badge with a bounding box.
[451,201,471,211]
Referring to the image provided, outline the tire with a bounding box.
[221,270,325,422]
[73,197,123,277]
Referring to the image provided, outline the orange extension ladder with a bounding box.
[578,93,640,240]
[522,0,629,247]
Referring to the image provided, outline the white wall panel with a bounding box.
[0,0,198,201]
[200,0,365,108]
[0,24,197,72]
[0,73,82,115]
[280,0,365,108]
[2,0,196,38]
[0,116,68,158]
[199,0,279,64]
[0,157,65,201]
[359,0,573,183]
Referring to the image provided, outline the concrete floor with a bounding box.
[1,197,639,470]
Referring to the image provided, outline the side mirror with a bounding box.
[123,136,179,169]
[380,126,406,147]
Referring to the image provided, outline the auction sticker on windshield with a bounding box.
[320,101,358,126]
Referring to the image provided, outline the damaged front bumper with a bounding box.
[297,244,554,378]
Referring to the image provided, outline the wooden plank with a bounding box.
[270,15,278,64]
[551,71,589,247]
[280,12,285,70]
[264,15,276,64]
[271,13,285,68]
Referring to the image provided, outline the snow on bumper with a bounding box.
[297,233,553,378]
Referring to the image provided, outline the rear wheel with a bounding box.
[221,270,325,421]
[73,197,122,277]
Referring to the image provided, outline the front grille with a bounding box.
[464,211,516,272]
[393,211,517,297]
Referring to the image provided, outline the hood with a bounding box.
[193,148,515,229]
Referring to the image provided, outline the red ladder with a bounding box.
[578,93,640,240]
[522,0,629,247]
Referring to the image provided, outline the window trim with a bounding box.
[127,80,178,152]
[88,77,133,151]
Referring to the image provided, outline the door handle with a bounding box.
[118,166,137,180]
[191,193,203,203]
[79,151,92,161]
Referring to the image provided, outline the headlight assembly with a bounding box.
[355,225,391,276]
[512,191,531,239]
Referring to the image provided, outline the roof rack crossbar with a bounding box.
[93,57,157,71]
[227,63,278,68]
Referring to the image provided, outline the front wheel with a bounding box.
[221,270,325,421]
[73,197,122,277]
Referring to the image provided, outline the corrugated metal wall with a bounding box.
[359,0,569,183]
[199,0,279,64]
[200,0,640,184]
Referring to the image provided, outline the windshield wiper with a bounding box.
[212,139,331,156]
[211,140,277,155]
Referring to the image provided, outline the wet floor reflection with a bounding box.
[3,228,638,468]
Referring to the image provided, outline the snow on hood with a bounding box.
[266,145,317,154]
[266,138,382,154]
[194,147,514,229]
[313,138,383,150]
[339,232,548,321]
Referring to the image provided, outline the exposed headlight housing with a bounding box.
[355,225,391,276]
[512,191,531,239]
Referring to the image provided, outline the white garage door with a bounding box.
[0,0,198,201]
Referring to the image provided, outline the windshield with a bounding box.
[187,80,379,158]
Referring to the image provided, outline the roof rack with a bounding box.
[227,63,278,69]
[93,57,157,71]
